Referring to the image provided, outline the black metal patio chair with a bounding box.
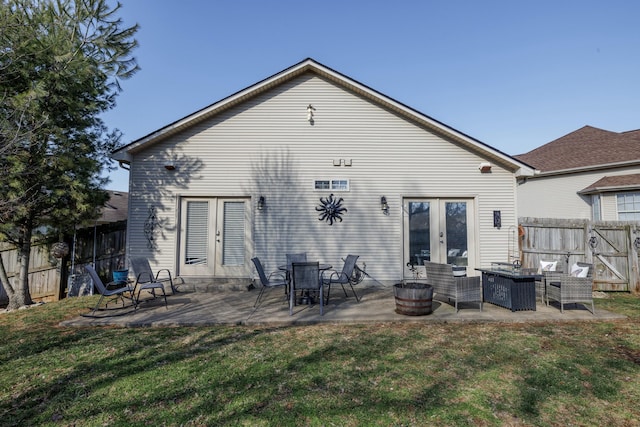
[290,262,324,316]
[252,257,288,307]
[323,254,360,302]
[82,265,137,317]
[130,257,178,295]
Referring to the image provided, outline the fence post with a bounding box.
[629,225,640,295]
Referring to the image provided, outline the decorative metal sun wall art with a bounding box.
[316,193,347,225]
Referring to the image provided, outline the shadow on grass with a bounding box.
[1,295,640,425]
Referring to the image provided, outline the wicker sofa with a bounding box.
[545,262,595,314]
[423,261,483,312]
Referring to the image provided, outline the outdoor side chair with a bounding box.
[285,253,307,283]
[82,265,137,317]
[546,262,595,314]
[251,257,288,307]
[324,254,360,302]
[424,261,482,312]
[533,262,564,305]
[538,268,565,305]
[290,262,324,316]
[130,257,178,295]
[286,253,307,270]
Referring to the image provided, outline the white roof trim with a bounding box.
[528,159,640,178]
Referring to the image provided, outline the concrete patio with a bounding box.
[60,283,626,328]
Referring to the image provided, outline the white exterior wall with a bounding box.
[517,165,640,220]
[127,74,519,283]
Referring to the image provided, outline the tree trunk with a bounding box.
[0,255,16,306]
[3,225,34,310]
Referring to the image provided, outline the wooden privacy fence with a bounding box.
[518,217,640,294]
[0,242,63,303]
[0,221,127,305]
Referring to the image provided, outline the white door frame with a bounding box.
[403,198,476,279]
[178,197,251,277]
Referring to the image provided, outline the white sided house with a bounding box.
[515,126,640,221]
[111,58,535,286]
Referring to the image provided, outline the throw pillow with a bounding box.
[570,263,589,278]
[539,260,557,274]
[570,268,584,277]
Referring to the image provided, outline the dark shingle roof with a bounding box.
[580,173,640,194]
[514,125,640,173]
[97,191,128,224]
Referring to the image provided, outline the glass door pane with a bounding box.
[222,201,245,266]
[445,202,468,266]
[405,198,474,277]
[185,201,209,265]
[180,198,216,276]
[408,201,431,266]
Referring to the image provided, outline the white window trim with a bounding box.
[314,179,350,192]
[617,191,640,220]
[591,194,601,221]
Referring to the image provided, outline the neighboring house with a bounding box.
[515,126,640,220]
[97,190,129,224]
[111,58,534,285]
[65,190,129,296]
[1,191,129,304]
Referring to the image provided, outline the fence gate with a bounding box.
[519,218,640,294]
[589,223,632,291]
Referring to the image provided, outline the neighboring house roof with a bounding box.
[514,125,640,174]
[580,173,640,195]
[111,58,534,177]
[97,191,128,224]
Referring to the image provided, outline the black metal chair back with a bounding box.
[290,261,323,315]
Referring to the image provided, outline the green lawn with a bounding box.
[1,294,639,426]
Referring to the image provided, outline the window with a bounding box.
[617,192,640,220]
[314,180,330,190]
[314,179,349,191]
[591,194,601,221]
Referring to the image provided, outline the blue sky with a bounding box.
[102,0,640,191]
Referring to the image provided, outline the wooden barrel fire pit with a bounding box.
[393,282,434,315]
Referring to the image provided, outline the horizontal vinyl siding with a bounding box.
[128,74,517,281]
[517,165,640,220]
[601,193,618,220]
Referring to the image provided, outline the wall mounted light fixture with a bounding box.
[307,104,315,122]
[257,196,265,211]
[479,162,492,173]
[381,196,389,214]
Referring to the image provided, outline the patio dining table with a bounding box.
[278,263,332,274]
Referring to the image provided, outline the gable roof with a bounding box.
[580,173,640,195]
[514,125,640,174]
[111,58,534,177]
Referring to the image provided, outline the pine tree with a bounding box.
[0,0,138,309]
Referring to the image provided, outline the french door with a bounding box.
[178,197,250,277]
[403,198,475,278]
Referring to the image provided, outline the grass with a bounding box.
[1,294,639,426]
